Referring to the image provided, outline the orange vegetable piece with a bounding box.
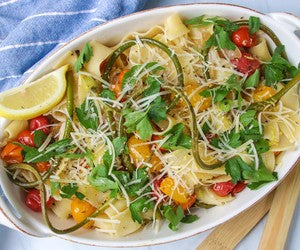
[182,84,211,111]
[253,86,276,103]
[71,198,96,229]
[111,69,129,97]
[128,135,162,172]
[159,177,189,204]
[1,143,23,164]
[36,162,50,173]
[180,193,197,210]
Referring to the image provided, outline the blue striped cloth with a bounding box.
[0,0,147,91]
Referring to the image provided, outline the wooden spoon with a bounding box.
[259,165,300,250]
[196,165,300,250]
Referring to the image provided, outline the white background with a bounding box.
[0,0,299,249]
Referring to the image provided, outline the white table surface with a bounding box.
[0,1,299,250]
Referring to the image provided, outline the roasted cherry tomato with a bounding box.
[212,181,235,197]
[231,52,260,75]
[29,115,50,135]
[36,162,50,173]
[25,189,54,212]
[1,143,23,163]
[17,130,35,147]
[232,181,246,194]
[152,178,167,202]
[99,57,108,75]
[181,193,197,210]
[71,198,96,228]
[231,26,256,48]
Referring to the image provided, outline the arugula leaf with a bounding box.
[143,76,161,97]
[240,110,257,127]
[130,197,155,224]
[254,138,269,154]
[122,62,164,90]
[101,89,116,100]
[15,139,73,163]
[136,116,153,140]
[112,170,130,186]
[60,183,85,200]
[225,157,253,184]
[218,99,233,113]
[225,156,277,186]
[163,205,184,231]
[74,42,93,73]
[244,69,260,88]
[216,26,236,50]
[249,16,260,34]
[200,74,242,106]
[181,214,199,224]
[148,98,167,123]
[112,137,127,156]
[162,123,192,150]
[76,99,99,131]
[127,168,150,197]
[50,181,60,195]
[87,165,118,192]
[124,110,147,129]
[264,45,300,86]
[184,15,206,26]
[33,130,47,148]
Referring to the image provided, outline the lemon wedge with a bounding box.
[77,74,96,105]
[0,65,68,120]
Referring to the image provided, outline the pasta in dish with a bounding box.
[1,13,300,237]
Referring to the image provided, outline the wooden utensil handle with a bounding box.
[197,192,274,250]
[259,166,300,250]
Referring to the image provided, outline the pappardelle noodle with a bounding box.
[1,14,300,237]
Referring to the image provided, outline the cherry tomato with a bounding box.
[1,143,23,164]
[17,130,35,147]
[36,162,50,173]
[212,181,235,197]
[99,58,108,75]
[29,116,50,135]
[232,182,246,194]
[71,198,96,228]
[231,26,256,48]
[152,178,166,201]
[231,52,260,75]
[181,193,197,210]
[25,189,54,212]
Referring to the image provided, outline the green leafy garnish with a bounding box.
[33,130,47,148]
[265,45,300,86]
[162,123,192,150]
[88,165,118,192]
[249,16,260,34]
[75,99,99,131]
[184,16,239,52]
[50,181,60,195]
[200,74,242,108]
[240,110,256,127]
[130,197,155,224]
[244,69,260,88]
[101,89,116,100]
[122,62,164,90]
[225,156,277,187]
[163,205,184,231]
[181,214,199,224]
[60,183,85,200]
[74,42,93,73]
[15,139,74,163]
[126,167,150,197]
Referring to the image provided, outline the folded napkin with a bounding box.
[0,0,146,91]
